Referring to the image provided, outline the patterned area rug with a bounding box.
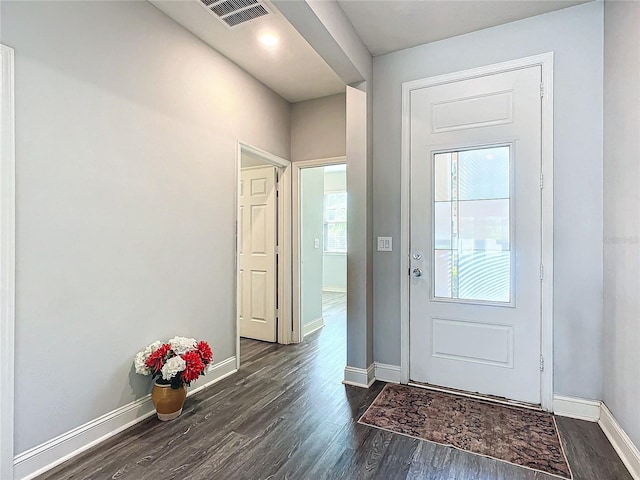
[359,384,572,479]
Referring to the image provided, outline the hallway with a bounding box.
[39,291,630,479]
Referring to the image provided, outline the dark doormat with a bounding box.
[358,384,572,479]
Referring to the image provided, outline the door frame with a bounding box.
[400,53,554,411]
[291,156,347,344]
[0,44,15,479]
[235,142,292,368]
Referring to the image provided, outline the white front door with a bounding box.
[239,165,278,342]
[409,66,542,404]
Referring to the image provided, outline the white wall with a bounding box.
[323,254,347,292]
[323,169,347,292]
[300,167,324,325]
[372,2,604,399]
[603,0,640,447]
[1,0,290,454]
[273,0,371,86]
[291,93,346,162]
[324,169,347,191]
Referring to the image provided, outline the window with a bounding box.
[324,191,347,253]
[433,145,512,303]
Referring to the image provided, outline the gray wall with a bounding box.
[300,167,325,325]
[278,0,374,374]
[1,1,290,454]
[603,0,640,447]
[372,2,604,399]
[323,169,347,291]
[347,85,374,369]
[291,93,346,161]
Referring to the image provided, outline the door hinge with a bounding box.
[540,264,544,280]
[275,245,280,254]
[540,173,544,189]
[540,82,544,98]
[540,355,545,372]
[275,308,279,319]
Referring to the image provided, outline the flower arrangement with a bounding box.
[134,336,213,389]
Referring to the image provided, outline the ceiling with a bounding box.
[151,0,590,103]
[149,0,346,103]
[337,0,590,56]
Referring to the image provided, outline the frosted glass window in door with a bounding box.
[458,199,510,251]
[458,147,510,200]
[458,251,511,302]
[433,146,512,303]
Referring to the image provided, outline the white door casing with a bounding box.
[408,66,543,404]
[239,165,278,342]
[0,43,15,480]
[291,157,347,344]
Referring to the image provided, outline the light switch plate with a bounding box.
[377,237,392,252]
[314,238,320,249]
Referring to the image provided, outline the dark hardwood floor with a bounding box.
[39,293,631,480]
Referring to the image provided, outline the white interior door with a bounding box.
[409,66,543,404]
[239,165,277,342]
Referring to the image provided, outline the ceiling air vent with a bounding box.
[199,0,272,28]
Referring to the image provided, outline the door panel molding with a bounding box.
[431,90,514,133]
[431,317,514,368]
[400,53,554,411]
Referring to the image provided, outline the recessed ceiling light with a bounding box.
[259,33,278,47]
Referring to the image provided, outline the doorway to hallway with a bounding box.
[235,143,292,367]
[294,160,347,347]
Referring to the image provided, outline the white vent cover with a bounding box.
[199,0,272,28]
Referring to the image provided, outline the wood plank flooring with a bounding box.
[39,293,632,480]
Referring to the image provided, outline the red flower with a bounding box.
[197,341,213,364]
[181,351,205,384]
[145,344,171,373]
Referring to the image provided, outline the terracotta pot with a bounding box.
[151,382,187,421]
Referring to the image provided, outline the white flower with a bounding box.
[168,336,197,355]
[161,356,186,380]
[133,341,162,375]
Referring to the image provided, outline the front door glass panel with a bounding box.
[432,145,512,303]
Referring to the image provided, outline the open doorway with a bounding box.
[236,143,291,368]
[293,158,347,352]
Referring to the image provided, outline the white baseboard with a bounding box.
[13,356,237,480]
[302,316,324,337]
[322,287,346,293]
[552,395,639,479]
[184,356,237,397]
[599,403,640,480]
[343,364,375,388]
[553,394,601,422]
[374,362,401,383]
